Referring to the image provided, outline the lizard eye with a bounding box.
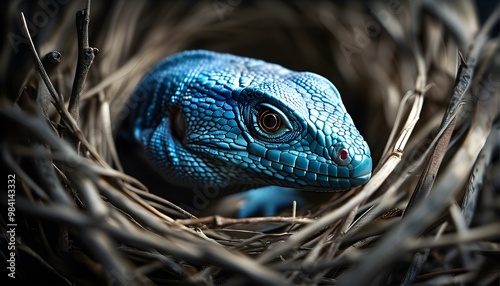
[243,100,300,143]
[258,108,283,134]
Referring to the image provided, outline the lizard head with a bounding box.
[232,72,372,190]
[133,50,372,191]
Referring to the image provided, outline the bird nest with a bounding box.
[1,1,499,285]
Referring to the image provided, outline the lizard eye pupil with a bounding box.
[247,102,297,142]
[258,109,282,133]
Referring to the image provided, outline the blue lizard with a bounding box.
[121,50,372,217]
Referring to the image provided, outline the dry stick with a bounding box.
[257,103,420,270]
[231,231,292,249]
[17,17,78,177]
[31,144,74,205]
[119,246,189,279]
[0,144,50,201]
[404,222,500,252]
[29,76,73,206]
[15,198,285,285]
[176,215,314,227]
[401,119,458,282]
[378,90,421,169]
[1,146,68,276]
[38,51,62,117]
[452,65,499,272]
[6,105,147,196]
[131,188,197,219]
[400,7,499,285]
[19,13,70,126]
[7,143,138,284]
[21,13,76,204]
[257,150,406,263]
[404,87,460,211]
[256,80,424,265]
[21,7,119,174]
[307,223,348,283]
[343,86,434,241]
[341,100,497,285]
[297,207,359,284]
[344,33,425,283]
[337,24,499,286]
[80,229,141,285]
[81,53,145,100]
[99,99,125,171]
[115,182,201,229]
[0,106,137,184]
[287,220,500,277]
[461,42,499,227]
[70,174,110,217]
[370,0,426,167]
[4,101,74,207]
[448,202,473,267]
[18,12,83,151]
[96,179,199,234]
[68,0,96,123]
[462,119,496,225]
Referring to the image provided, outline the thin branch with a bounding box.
[19,13,66,119]
[68,0,97,122]
[176,215,315,227]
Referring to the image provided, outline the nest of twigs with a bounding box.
[1,0,499,285]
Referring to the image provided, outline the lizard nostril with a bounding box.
[335,148,349,165]
[339,149,348,161]
[333,144,351,166]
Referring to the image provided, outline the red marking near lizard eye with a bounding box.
[339,149,349,161]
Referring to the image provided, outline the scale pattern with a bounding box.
[128,50,372,194]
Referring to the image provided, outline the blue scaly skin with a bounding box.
[125,50,372,217]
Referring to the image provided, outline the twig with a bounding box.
[400,7,500,285]
[68,0,97,122]
[19,13,67,121]
[19,12,84,141]
[176,215,315,227]
[14,197,286,285]
[38,51,62,117]
[337,23,499,286]
[256,153,403,264]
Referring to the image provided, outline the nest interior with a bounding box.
[1,0,499,285]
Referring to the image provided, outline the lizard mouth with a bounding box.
[350,156,372,179]
[265,154,372,189]
[303,153,372,189]
[245,142,372,189]
[348,173,372,187]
